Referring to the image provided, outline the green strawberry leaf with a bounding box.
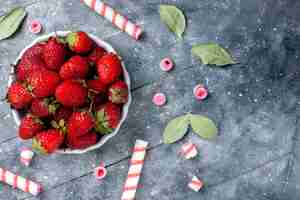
[159,5,186,39]
[95,110,113,134]
[32,138,47,155]
[0,7,27,41]
[191,43,235,66]
[190,114,217,139]
[163,115,190,144]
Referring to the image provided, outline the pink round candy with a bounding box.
[160,58,174,72]
[193,84,208,100]
[29,20,42,34]
[152,93,167,106]
[94,162,107,180]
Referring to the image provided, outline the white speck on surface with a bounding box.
[238,93,243,97]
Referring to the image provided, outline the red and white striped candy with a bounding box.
[121,139,148,200]
[80,0,142,40]
[188,176,203,192]
[180,143,198,159]
[193,84,208,100]
[29,20,42,34]
[152,93,167,106]
[0,168,42,196]
[94,162,107,180]
[20,148,34,167]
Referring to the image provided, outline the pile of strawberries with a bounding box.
[6,31,129,154]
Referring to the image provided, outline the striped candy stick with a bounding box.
[0,168,42,196]
[180,143,198,159]
[188,176,203,192]
[121,140,148,200]
[80,0,143,40]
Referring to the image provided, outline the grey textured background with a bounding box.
[0,0,299,199]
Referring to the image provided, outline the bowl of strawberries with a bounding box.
[7,31,131,154]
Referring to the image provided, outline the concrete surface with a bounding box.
[0,0,299,199]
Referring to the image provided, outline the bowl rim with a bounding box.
[8,31,132,154]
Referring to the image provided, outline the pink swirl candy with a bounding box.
[29,20,42,34]
[193,84,208,100]
[160,58,174,72]
[152,93,167,106]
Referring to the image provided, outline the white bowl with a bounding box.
[8,31,132,154]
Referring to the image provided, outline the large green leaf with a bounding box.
[0,7,27,41]
[163,115,190,144]
[192,43,235,66]
[159,5,186,39]
[190,114,217,139]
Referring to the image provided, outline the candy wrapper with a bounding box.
[180,143,198,159]
[188,175,203,192]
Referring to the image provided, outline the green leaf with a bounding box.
[0,15,5,22]
[0,7,27,41]
[163,115,190,144]
[159,5,186,39]
[190,114,217,139]
[191,43,235,66]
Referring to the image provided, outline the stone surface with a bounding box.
[0,0,299,199]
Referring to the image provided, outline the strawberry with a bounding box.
[59,55,89,80]
[32,129,64,154]
[55,80,87,107]
[95,102,121,134]
[7,82,33,109]
[67,132,97,149]
[87,79,107,94]
[19,114,43,140]
[88,46,106,66]
[97,53,122,84]
[43,37,66,71]
[30,98,59,117]
[67,111,95,138]
[22,43,45,60]
[16,56,46,81]
[66,31,93,54]
[53,107,73,122]
[27,70,60,98]
[108,80,128,104]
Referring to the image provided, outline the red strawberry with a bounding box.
[88,46,106,65]
[22,43,45,60]
[30,98,59,117]
[67,111,95,138]
[91,93,107,106]
[27,70,60,98]
[108,80,128,104]
[87,79,107,94]
[95,102,121,134]
[16,56,46,81]
[55,80,87,107]
[7,82,33,109]
[59,55,89,80]
[32,129,64,154]
[53,107,73,122]
[66,31,93,54]
[43,37,66,71]
[67,132,97,149]
[19,114,43,140]
[97,53,122,84]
